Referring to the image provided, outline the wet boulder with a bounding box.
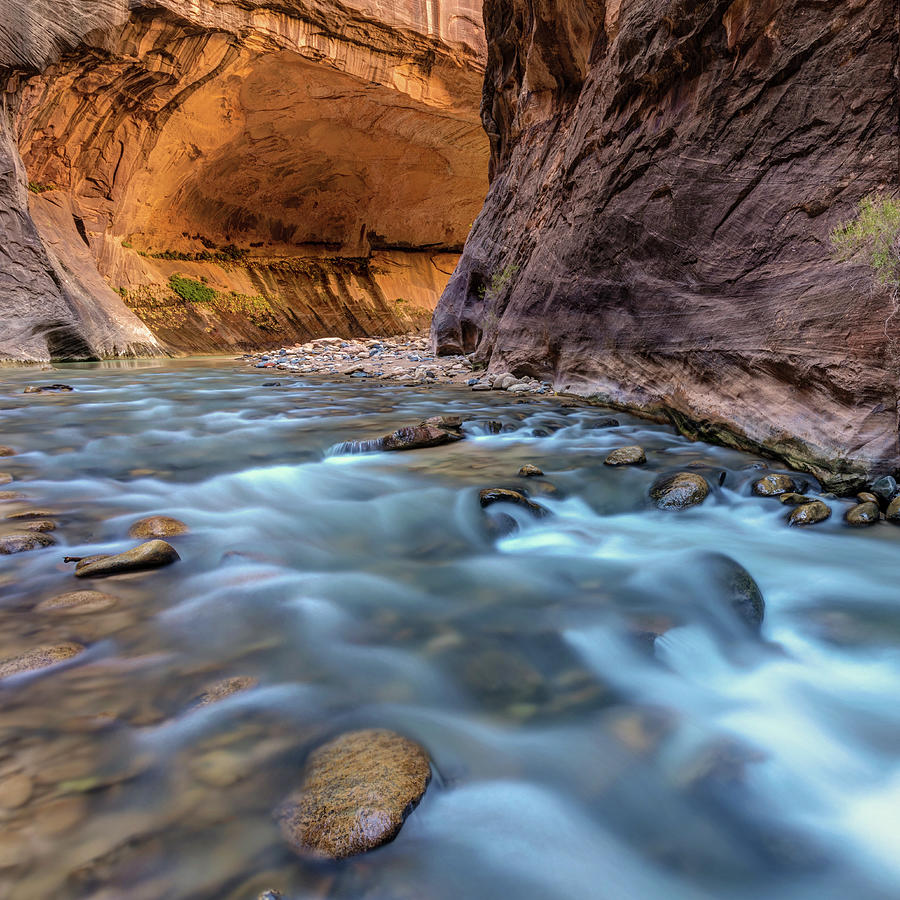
[0,447,16,457]
[752,473,797,496]
[128,515,189,538]
[74,539,180,577]
[518,464,544,477]
[0,643,84,678]
[856,492,880,505]
[604,446,646,466]
[700,553,766,632]
[335,421,463,454]
[479,488,550,518]
[788,500,831,526]
[886,496,900,522]
[23,384,73,394]
[0,531,55,554]
[277,729,431,859]
[871,475,898,503]
[589,417,620,429]
[845,501,880,527]
[650,472,709,510]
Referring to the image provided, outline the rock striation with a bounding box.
[1,0,488,359]
[432,0,899,492]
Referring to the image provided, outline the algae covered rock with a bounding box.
[278,729,431,859]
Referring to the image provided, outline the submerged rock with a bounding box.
[589,417,620,429]
[483,511,518,539]
[518,464,544,477]
[752,473,797,496]
[277,729,431,859]
[788,500,831,527]
[0,531,55,554]
[128,515,189,538]
[23,519,57,532]
[0,643,84,678]
[0,473,12,485]
[194,675,259,707]
[604,446,646,466]
[74,540,180,577]
[845,501,880,527]
[0,447,16,457]
[650,473,709,510]
[23,384,74,393]
[36,590,118,614]
[778,493,812,505]
[479,488,550,518]
[701,552,766,632]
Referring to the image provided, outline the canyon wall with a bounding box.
[433,0,900,491]
[1,0,487,359]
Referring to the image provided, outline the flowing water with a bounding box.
[1,359,899,899]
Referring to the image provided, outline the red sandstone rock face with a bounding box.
[433,0,899,491]
[0,0,487,359]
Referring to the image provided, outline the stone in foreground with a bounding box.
[788,501,831,527]
[604,446,646,466]
[74,540,180,577]
[128,515,189,538]
[0,531,55,554]
[845,502,880,527]
[278,729,431,859]
[752,473,797,496]
[36,590,118,614]
[479,488,550,518]
[650,473,709,510]
[0,643,84,679]
[702,553,765,632]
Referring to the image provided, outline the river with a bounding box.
[0,359,898,899]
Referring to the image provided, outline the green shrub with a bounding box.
[831,194,900,291]
[28,181,56,194]
[169,274,218,304]
[478,263,519,301]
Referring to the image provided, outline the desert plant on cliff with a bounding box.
[169,274,218,305]
[478,263,520,302]
[831,194,900,295]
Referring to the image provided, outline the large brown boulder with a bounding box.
[277,729,431,859]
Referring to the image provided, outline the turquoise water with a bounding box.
[0,359,898,899]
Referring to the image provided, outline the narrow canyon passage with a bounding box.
[2,0,488,358]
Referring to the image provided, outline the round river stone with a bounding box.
[278,729,431,859]
[0,643,84,678]
[752,473,796,496]
[604,446,646,466]
[36,591,118,614]
[128,515,190,538]
[788,500,831,526]
[650,472,709,510]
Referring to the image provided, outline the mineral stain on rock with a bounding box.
[277,729,431,859]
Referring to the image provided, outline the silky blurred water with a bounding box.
[0,359,899,899]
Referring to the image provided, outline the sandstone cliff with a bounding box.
[1,0,487,359]
[433,0,899,491]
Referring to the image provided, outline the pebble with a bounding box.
[74,539,180,577]
[604,446,646,466]
[128,515,190,538]
[788,500,831,526]
[36,590,118,614]
[0,643,84,678]
[277,729,431,859]
[845,501,880,527]
[650,472,709,510]
[0,531,55,554]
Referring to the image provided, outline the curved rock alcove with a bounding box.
[1,0,488,359]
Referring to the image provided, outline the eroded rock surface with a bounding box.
[2,0,488,359]
[432,0,898,492]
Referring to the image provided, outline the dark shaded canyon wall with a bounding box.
[433,0,900,491]
[1,0,487,360]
